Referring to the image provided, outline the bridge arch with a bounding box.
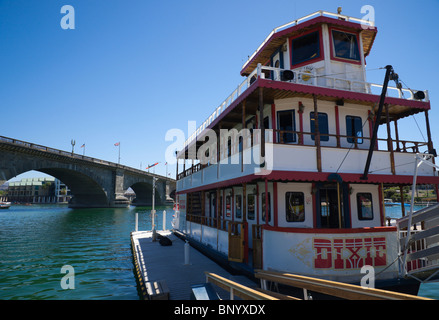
[0,136,176,208]
[39,168,109,208]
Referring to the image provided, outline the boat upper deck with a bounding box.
[176,10,434,191]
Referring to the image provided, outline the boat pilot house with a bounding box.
[173,10,439,294]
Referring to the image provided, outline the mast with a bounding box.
[361,65,394,180]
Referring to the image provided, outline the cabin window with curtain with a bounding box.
[225,194,231,217]
[357,193,373,220]
[247,194,255,220]
[291,31,320,66]
[346,115,363,144]
[235,194,242,219]
[286,192,305,222]
[277,110,296,143]
[262,192,271,222]
[332,30,360,61]
[310,112,329,142]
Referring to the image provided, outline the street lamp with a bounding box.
[71,139,76,156]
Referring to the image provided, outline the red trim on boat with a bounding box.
[176,170,439,194]
[262,225,397,234]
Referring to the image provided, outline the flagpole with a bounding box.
[118,143,121,164]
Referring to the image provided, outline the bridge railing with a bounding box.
[0,135,173,181]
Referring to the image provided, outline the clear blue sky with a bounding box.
[1,0,438,181]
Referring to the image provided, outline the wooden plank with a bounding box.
[255,269,431,300]
[205,272,278,300]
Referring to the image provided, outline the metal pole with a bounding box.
[152,177,157,232]
[361,65,393,180]
[135,212,138,232]
[163,210,166,231]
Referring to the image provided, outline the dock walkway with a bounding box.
[131,230,257,300]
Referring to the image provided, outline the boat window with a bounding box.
[286,192,305,222]
[225,194,231,217]
[346,115,363,144]
[357,193,373,220]
[262,192,271,222]
[291,31,320,66]
[332,30,360,61]
[277,110,296,143]
[247,194,255,220]
[235,194,242,219]
[264,116,270,129]
[310,112,329,142]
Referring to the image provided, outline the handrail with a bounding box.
[205,272,278,300]
[179,65,428,157]
[255,269,431,300]
[0,135,174,181]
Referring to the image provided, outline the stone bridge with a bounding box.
[0,136,175,208]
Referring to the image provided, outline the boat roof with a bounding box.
[240,11,377,76]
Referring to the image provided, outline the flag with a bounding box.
[146,162,159,170]
[114,142,120,146]
[80,144,85,148]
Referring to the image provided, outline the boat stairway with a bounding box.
[397,203,439,283]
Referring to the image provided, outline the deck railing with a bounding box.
[181,63,429,154]
[177,129,429,180]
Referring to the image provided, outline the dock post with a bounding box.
[135,212,138,232]
[184,240,190,265]
[163,210,166,231]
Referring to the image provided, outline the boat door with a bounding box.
[317,183,347,228]
[270,48,284,80]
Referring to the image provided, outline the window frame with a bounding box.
[285,192,305,223]
[277,109,296,144]
[345,115,363,144]
[357,192,374,220]
[329,27,362,65]
[289,27,324,68]
[235,194,242,219]
[247,194,256,221]
[310,112,329,142]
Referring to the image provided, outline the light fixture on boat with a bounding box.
[413,91,426,100]
[281,70,294,81]
[336,99,344,106]
[298,101,305,112]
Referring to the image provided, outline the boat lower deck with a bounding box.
[130,230,257,300]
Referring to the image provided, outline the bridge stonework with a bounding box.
[0,137,175,208]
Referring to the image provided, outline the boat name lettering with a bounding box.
[313,237,386,269]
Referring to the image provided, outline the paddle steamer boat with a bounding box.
[173,10,439,295]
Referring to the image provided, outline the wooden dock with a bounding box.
[130,230,257,300]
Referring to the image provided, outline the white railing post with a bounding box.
[135,212,138,232]
[163,210,166,231]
